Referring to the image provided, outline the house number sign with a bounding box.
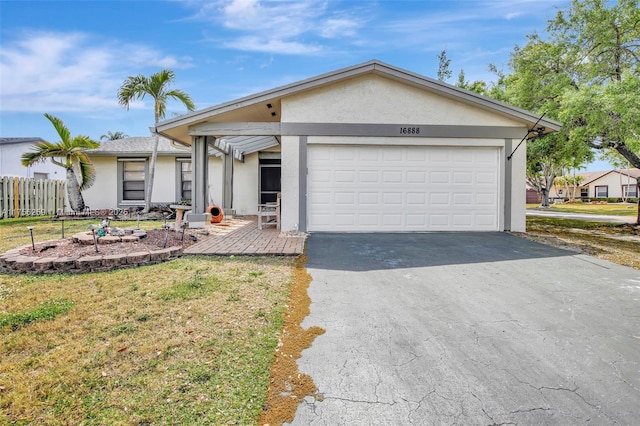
[399,126,421,135]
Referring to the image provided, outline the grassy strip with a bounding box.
[528,202,638,216]
[0,299,74,330]
[526,216,622,230]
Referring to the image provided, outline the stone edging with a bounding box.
[0,245,183,275]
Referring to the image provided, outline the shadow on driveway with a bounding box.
[305,232,573,271]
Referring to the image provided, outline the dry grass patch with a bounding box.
[0,254,294,425]
[524,216,640,270]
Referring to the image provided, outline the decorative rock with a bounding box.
[132,231,147,238]
[98,236,121,244]
[126,251,151,264]
[120,236,139,242]
[168,246,183,258]
[75,255,103,269]
[13,256,35,271]
[33,257,57,272]
[53,257,79,272]
[102,254,125,268]
[150,248,173,261]
[73,232,96,245]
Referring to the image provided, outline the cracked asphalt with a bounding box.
[289,233,640,425]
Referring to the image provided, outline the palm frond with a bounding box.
[44,113,70,144]
[166,89,196,112]
[21,141,67,166]
[73,151,97,190]
[118,75,150,108]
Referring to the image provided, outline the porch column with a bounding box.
[189,135,210,228]
[222,151,233,213]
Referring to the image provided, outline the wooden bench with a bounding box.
[258,194,281,230]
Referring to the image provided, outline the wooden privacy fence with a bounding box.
[0,176,66,219]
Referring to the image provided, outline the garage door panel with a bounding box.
[307,145,500,231]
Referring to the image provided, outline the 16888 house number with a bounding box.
[399,127,421,135]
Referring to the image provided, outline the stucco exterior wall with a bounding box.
[510,142,527,232]
[232,153,259,215]
[282,74,523,127]
[83,157,118,209]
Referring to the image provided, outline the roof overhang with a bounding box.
[156,60,562,145]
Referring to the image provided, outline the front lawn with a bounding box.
[0,217,295,425]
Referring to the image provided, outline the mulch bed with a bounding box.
[18,229,198,259]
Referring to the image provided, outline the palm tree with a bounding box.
[100,130,129,141]
[21,114,99,212]
[117,69,195,212]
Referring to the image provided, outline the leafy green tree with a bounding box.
[437,49,452,82]
[100,131,129,141]
[117,69,195,212]
[21,114,99,212]
[549,0,640,221]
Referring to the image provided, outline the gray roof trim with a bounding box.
[85,136,190,156]
[0,137,48,146]
[156,59,562,134]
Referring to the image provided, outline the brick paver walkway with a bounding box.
[184,216,306,256]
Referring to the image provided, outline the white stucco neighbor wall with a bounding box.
[282,75,521,127]
[83,157,118,209]
[0,143,63,179]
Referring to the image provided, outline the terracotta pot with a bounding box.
[207,205,224,223]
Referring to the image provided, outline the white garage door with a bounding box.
[307,145,500,232]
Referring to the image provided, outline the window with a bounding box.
[622,184,637,198]
[178,160,192,201]
[595,185,608,198]
[259,158,281,204]
[580,187,589,198]
[33,172,48,180]
[119,159,147,203]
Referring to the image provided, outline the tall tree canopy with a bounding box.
[486,0,639,214]
[21,114,99,212]
[118,69,195,212]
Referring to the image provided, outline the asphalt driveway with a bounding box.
[290,233,640,425]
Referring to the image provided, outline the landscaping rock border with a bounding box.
[0,245,183,275]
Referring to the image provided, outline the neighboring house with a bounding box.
[549,169,640,200]
[155,60,561,232]
[82,135,279,211]
[526,185,542,204]
[0,137,63,179]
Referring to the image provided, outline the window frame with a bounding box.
[118,158,148,206]
[622,184,638,198]
[175,158,192,203]
[594,185,608,198]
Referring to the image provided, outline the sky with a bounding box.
[0,0,613,171]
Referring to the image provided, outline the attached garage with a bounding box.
[307,145,500,232]
[155,60,561,232]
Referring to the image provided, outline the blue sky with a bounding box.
[0,0,612,170]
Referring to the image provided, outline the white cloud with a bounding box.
[0,31,193,113]
[187,0,365,55]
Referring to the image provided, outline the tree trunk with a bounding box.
[66,167,86,212]
[636,177,640,225]
[541,188,550,208]
[143,134,160,213]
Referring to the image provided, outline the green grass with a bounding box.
[0,218,295,425]
[528,202,638,216]
[0,299,74,330]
